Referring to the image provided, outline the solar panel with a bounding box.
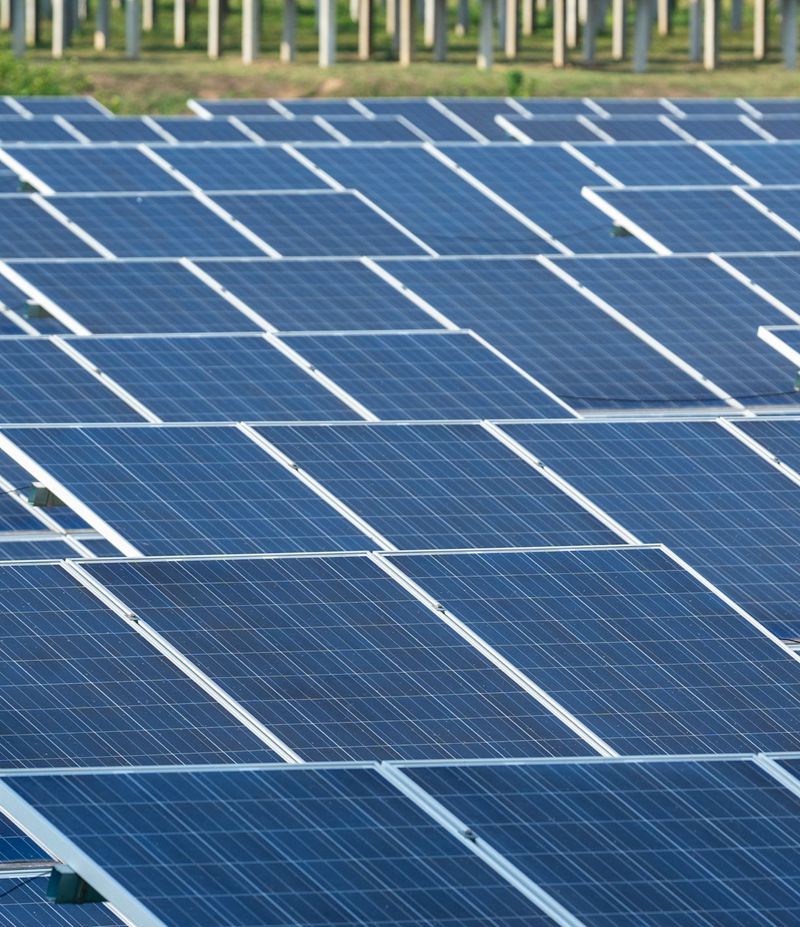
[194,258,431,330]
[758,117,800,139]
[598,117,681,141]
[191,99,278,116]
[669,98,749,115]
[497,115,603,142]
[436,98,519,140]
[403,756,800,926]
[677,115,764,140]
[517,98,595,115]
[0,168,21,193]
[0,810,46,861]
[708,141,800,184]
[503,419,800,639]
[152,144,325,191]
[258,422,621,550]
[0,879,125,927]
[280,99,361,115]
[441,144,649,253]
[0,538,82,559]
[378,257,711,409]
[85,554,594,760]
[323,115,423,142]
[586,186,800,253]
[52,192,265,258]
[0,117,74,143]
[150,116,248,142]
[393,545,800,754]
[211,190,426,256]
[573,141,740,184]
[3,424,372,556]
[746,99,800,114]
[0,560,277,767]
[728,254,800,312]
[237,115,336,142]
[0,337,143,422]
[15,97,108,116]
[303,145,558,254]
[0,273,62,333]
[0,197,97,259]
[64,117,163,143]
[558,254,800,405]
[749,185,800,231]
[69,333,357,421]
[359,99,474,140]
[7,259,265,333]
[0,492,48,534]
[737,418,800,481]
[0,764,555,927]
[5,147,183,193]
[593,98,671,115]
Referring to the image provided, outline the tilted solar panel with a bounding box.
[150,116,249,142]
[749,185,800,231]
[15,97,108,116]
[0,117,75,143]
[64,117,163,143]
[436,98,519,140]
[359,98,474,140]
[708,141,800,184]
[237,116,335,142]
[191,99,277,116]
[728,254,800,312]
[572,141,740,185]
[677,115,764,140]
[323,115,423,142]
[596,117,681,141]
[758,117,800,139]
[593,98,671,115]
[280,98,361,115]
[669,98,748,115]
[0,879,125,927]
[498,115,602,143]
[0,197,98,259]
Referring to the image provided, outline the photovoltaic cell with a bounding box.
[558,254,800,405]
[279,330,567,419]
[1,764,554,927]
[749,186,800,232]
[394,546,800,755]
[589,187,800,252]
[0,117,74,143]
[677,115,764,140]
[0,198,97,259]
[70,334,356,421]
[504,419,800,639]
[6,147,183,193]
[436,98,519,140]
[441,145,649,253]
[0,812,45,861]
[517,99,595,115]
[708,142,800,184]
[0,880,125,927]
[53,193,264,258]
[0,338,141,422]
[258,422,620,550]
[728,254,800,312]
[593,99,671,115]
[195,258,431,330]
[737,417,800,479]
[8,259,264,333]
[65,117,163,143]
[0,561,277,767]
[86,554,593,760]
[359,99,474,140]
[3,425,372,556]
[597,117,681,141]
[759,117,800,140]
[323,115,422,142]
[404,757,800,926]
[211,191,425,256]
[499,115,602,142]
[670,98,749,115]
[0,539,83,559]
[378,257,710,409]
[573,142,740,185]
[746,99,800,114]
[237,116,335,142]
[150,117,249,142]
[16,97,107,116]
[193,99,278,116]
[154,144,326,191]
[280,99,361,115]
[303,146,554,254]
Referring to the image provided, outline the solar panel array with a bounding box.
[3,94,800,926]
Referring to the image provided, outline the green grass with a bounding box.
[0,0,798,112]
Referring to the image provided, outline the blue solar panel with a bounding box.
[78,537,122,556]
[0,493,43,536]
[6,148,183,193]
[599,117,680,141]
[15,97,108,116]
[729,254,800,312]
[677,115,764,140]
[70,334,356,421]
[0,337,141,422]
[574,142,739,185]
[211,191,425,256]
[670,98,749,115]
[154,144,326,191]
[4,425,371,556]
[0,117,74,143]
[594,99,670,115]
[737,419,800,481]
[441,145,649,253]
[378,257,710,409]
[708,142,800,184]
[0,197,97,259]
[280,99,361,115]
[0,538,81,559]
[750,185,800,231]
[360,99,474,140]
[303,145,555,254]
[394,545,800,754]
[8,259,264,333]
[0,879,125,927]
[747,99,800,114]
[404,757,800,926]
[238,116,335,142]
[759,117,800,139]
[195,258,431,330]
[281,330,565,419]
[54,193,264,258]
[324,115,422,142]
[559,254,800,405]
[86,554,593,760]
[0,561,276,767]
[258,422,620,550]
[504,419,800,639]
[65,117,163,143]
[1,764,555,927]
[517,99,595,115]
[0,169,21,193]
[0,273,62,333]
[589,187,800,252]
[436,98,519,140]
[496,115,602,142]
[150,116,248,142]
[193,99,278,116]
[0,812,45,861]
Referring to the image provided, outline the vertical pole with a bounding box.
[94,0,108,46]
[25,0,37,45]
[731,0,742,28]
[455,0,468,31]
[174,0,186,45]
[349,0,357,16]
[656,0,668,31]
[632,0,651,70]
[319,0,335,64]
[433,0,446,54]
[0,0,10,30]
[398,0,412,60]
[688,0,700,58]
[357,0,372,55]
[753,0,767,57]
[703,0,718,68]
[142,0,153,28]
[504,0,517,53]
[12,0,24,55]
[126,0,140,54]
[611,0,624,56]
[582,0,599,57]
[477,0,493,64]
[566,0,577,45]
[552,0,566,61]
[423,0,433,42]
[522,0,534,30]
[242,0,258,60]
[52,0,66,54]
[386,0,395,32]
[207,0,221,57]
[784,0,797,65]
